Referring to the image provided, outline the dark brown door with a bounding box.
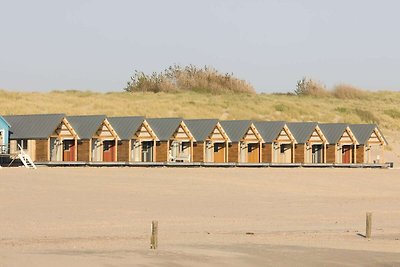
[214,143,225,163]
[63,140,75,161]
[103,141,115,162]
[248,143,260,163]
[342,145,351,163]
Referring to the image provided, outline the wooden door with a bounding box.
[342,145,351,163]
[247,143,260,163]
[63,140,75,161]
[213,143,225,163]
[103,140,115,162]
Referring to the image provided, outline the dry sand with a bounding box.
[1,167,400,266]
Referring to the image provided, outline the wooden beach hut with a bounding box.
[254,121,296,163]
[319,123,358,164]
[184,119,230,163]
[0,116,11,155]
[3,114,78,162]
[146,118,195,162]
[67,115,119,162]
[108,116,157,162]
[220,120,264,163]
[286,122,328,163]
[349,124,387,163]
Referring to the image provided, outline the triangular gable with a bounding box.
[368,128,386,145]
[134,120,158,141]
[51,118,78,139]
[338,127,357,144]
[275,125,296,143]
[171,121,195,141]
[308,126,327,144]
[94,119,119,140]
[242,124,264,143]
[208,122,230,142]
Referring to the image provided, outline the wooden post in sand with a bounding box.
[150,221,158,249]
[366,212,372,239]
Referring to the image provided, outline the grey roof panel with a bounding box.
[184,119,219,142]
[286,122,318,144]
[108,116,145,140]
[220,120,253,142]
[3,114,65,139]
[349,124,387,145]
[253,121,286,143]
[67,115,106,139]
[146,118,183,141]
[318,123,349,144]
[0,116,11,128]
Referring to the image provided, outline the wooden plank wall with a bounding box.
[228,143,238,162]
[192,142,204,162]
[294,144,305,163]
[35,139,48,162]
[156,141,168,162]
[117,141,130,162]
[325,145,336,163]
[77,140,90,161]
[262,144,272,163]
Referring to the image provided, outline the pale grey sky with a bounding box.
[1,0,399,93]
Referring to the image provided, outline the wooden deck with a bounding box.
[29,161,393,168]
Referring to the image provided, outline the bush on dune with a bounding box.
[295,77,369,100]
[124,65,255,94]
[332,84,368,99]
[294,77,330,97]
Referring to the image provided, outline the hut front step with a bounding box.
[17,144,37,169]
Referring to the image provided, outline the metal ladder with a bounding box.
[17,144,37,169]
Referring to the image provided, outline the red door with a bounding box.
[63,140,75,161]
[103,141,115,162]
[342,145,351,163]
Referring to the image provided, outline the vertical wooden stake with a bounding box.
[150,221,158,249]
[366,212,372,239]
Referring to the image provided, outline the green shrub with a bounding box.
[274,103,288,112]
[335,107,347,113]
[354,109,379,123]
[384,109,400,119]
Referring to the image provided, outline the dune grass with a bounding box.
[1,89,400,132]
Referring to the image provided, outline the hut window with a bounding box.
[17,139,28,150]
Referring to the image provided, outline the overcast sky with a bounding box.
[1,0,399,93]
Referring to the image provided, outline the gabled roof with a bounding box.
[146,118,183,141]
[349,124,387,145]
[108,116,145,140]
[184,119,220,142]
[286,122,319,144]
[319,123,352,144]
[220,120,254,142]
[0,116,11,128]
[67,115,106,139]
[3,114,65,139]
[253,121,288,143]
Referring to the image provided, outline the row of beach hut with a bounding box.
[0,114,387,165]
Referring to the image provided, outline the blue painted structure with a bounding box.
[0,116,11,154]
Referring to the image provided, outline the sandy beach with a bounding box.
[1,167,400,266]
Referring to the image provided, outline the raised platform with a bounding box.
[32,161,393,169]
